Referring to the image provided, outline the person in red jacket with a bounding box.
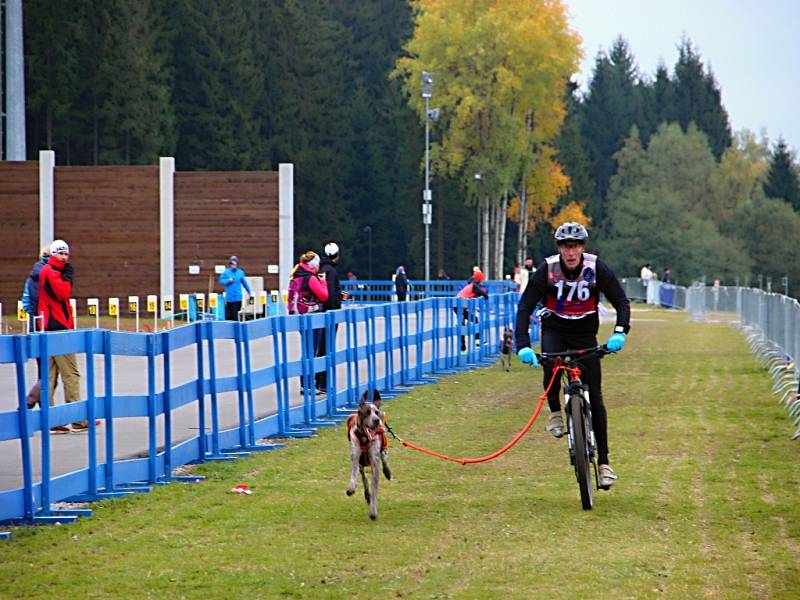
[37,240,84,432]
[455,269,489,352]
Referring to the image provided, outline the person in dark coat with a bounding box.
[315,242,344,392]
[394,266,408,301]
[22,244,51,408]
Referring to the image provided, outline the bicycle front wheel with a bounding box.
[569,393,593,510]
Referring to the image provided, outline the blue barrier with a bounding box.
[341,279,518,303]
[0,293,531,526]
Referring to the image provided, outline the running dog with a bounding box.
[346,390,391,520]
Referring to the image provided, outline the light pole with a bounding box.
[421,71,434,281]
[474,173,482,269]
[362,225,372,281]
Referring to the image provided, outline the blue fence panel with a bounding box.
[0,291,524,525]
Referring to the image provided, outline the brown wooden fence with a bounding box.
[0,161,280,320]
[0,162,39,309]
[175,171,280,294]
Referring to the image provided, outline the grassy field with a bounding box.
[1,309,799,598]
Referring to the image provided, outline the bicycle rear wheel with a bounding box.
[569,392,593,510]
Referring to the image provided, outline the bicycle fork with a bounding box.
[565,383,598,472]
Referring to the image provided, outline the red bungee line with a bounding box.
[398,365,580,465]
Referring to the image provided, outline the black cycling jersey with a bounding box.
[514,254,630,349]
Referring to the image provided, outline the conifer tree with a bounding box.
[763,138,800,211]
[671,39,732,160]
[98,0,175,164]
[172,0,264,171]
[24,0,81,159]
[580,37,640,227]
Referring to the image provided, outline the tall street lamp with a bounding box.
[474,173,482,269]
[421,71,434,282]
[362,225,373,281]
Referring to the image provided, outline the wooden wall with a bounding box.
[175,171,280,294]
[0,163,280,316]
[55,166,160,305]
[0,162,39,310]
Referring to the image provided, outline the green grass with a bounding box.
[2,310,799,598]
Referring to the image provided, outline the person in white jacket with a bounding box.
[640,263,657,305]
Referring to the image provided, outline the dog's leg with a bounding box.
[346,436,359,496]
[368,443,381,520]
[381,448,392,480]
[360,465,370,504]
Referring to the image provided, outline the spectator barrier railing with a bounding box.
[0,292,525,526]
[685,284,800,438]
[618,278,687,309]
[341,280,519,303]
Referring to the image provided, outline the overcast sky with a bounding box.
[566,0,800,154]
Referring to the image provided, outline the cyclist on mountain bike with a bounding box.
[514,222,630,488]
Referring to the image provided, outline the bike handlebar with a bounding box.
[537,345,615,363]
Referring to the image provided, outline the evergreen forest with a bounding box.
[23,1,800,294]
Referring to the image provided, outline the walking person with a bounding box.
[515,222,630,488]
[21,244,51,408]
[219,256,252,321]
[394,266,408,302]
[37,240,84,433]
[315,242,343,393]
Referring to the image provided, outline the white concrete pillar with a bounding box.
[39,150,55,249]
[5,0,26,160]
[278,163,294,290]
[160,157,175,317]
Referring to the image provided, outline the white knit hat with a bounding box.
[50,240,70,255]
[324,242,339,257]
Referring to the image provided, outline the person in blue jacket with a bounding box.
[219,256,252,320]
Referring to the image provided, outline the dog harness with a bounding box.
[346,413,389,467]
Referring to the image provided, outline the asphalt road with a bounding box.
[0,307,484,491]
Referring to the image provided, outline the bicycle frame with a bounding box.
[560,364,596,467]
[538,345,614,509]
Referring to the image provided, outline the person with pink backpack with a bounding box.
[287,251,329,315]
[288,251,330,395]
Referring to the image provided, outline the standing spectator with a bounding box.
[394,266,408,302]
[219,256,252,321]
[315,242,343,393]
[21,244,51,408]
[455,269,489,352]
[661,267,673,284]
[38,240,83,432]
[640,263,654,304]
[518,256,535,293]
[289,251,329,393]
[436,269,450,280]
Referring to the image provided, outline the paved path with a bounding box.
[0,308,485,491]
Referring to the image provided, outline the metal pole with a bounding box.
[476,201,480,268]
[1,0,4,159]
[5,0,26,160]
[424,95,430,281]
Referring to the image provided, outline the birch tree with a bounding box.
[394,0,580,278]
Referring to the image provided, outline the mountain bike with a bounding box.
[538,345,615,510]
